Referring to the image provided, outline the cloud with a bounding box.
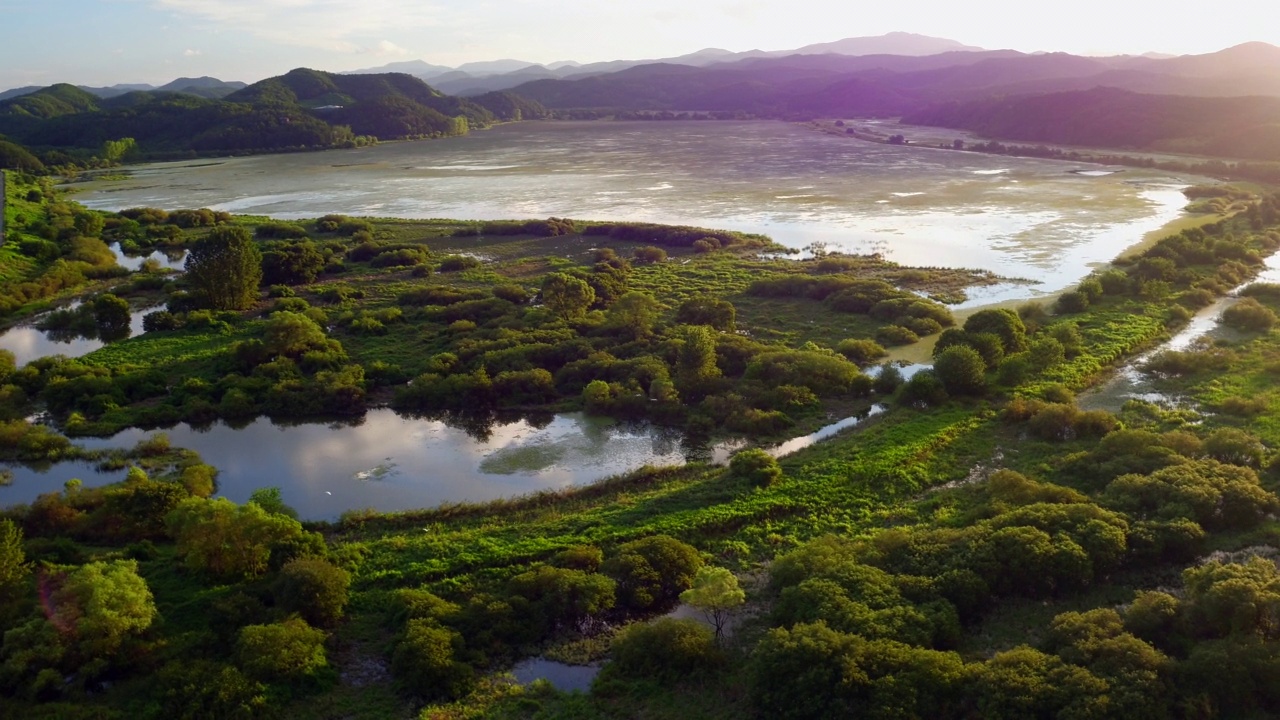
[183,48,201,56]
[152,0,445,53]
[373,40,411,57]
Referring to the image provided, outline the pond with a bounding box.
[0,406,885,520]
[0,303,152,367]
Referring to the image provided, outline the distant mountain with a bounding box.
[342,59,453,78]
[156,77,247,99]
[0,86,42,102]
[342,32,986,94]
[455,59,540,75]
[505,41,1280,116]
[0,68,546,160]
[789,32,984,57]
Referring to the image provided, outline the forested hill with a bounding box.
[0,68,548,164]
[903,87,1280,161]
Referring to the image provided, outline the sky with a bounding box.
[1,0,1276,90]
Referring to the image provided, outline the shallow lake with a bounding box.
[73,120,1192,304]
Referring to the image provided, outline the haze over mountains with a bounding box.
[3,32,1280,169]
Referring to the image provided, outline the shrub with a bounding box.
[1055,291,1090,313]
[273,557,351,628]
[235,617,327,682]
[633,246,668,264]
[438,255,481,272]
[934,346,987,396]
[875,325,919,346]
[1222,298,1276,332]
[391,619,474,701]
[605,618,723,683]
[729,448,782,487]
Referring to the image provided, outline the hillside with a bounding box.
[0,69,547,161]
[904,87,1280,160]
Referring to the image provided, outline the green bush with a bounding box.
[235,617,327,682]
[604,618,723,683]
[273,557,351,628]
[729,448,783,487]
[603,535,704,613]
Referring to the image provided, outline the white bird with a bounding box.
[324,491,332,495]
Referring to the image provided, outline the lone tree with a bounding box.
[680,566,746,641]
[186,226,262,310]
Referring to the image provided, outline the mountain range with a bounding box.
[4,33,1280,168]
[344,32,984,96]
[0,77,247,103]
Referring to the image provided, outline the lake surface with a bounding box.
[73,121,1191,303]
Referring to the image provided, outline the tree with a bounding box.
[185,226,263,310]
[675,324,722,395]
[506,565,616,635]
[934,345,987,395]
[92,293,131,337]
[541,272,594,320]
[50,559,157,659]
[603,535,704,612]
[273,557,351,628]
[680,566,746,640]
[963,308,1027,354]
[605,291,661,338]
[248,486,298,519]
[676,297,736,332]
[235,617,327,682]
[166,497,304,579]
[633,246,667,264]
[100,137,136,164]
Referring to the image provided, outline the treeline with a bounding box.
[0,69,550,168]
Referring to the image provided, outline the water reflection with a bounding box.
[108,243,187,272]
[0,410,730,520]
[0,306,149,366]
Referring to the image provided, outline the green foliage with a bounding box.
[391,619,475,702]
[152,660,266,720]
[235,617,328,682]
[933,345,987,395]
[729,448,783,487]
[248,486,299,519]
[166,497,304,579]
[605,618,724,683]
[541,272,595,320]
[680,566,746,639]
[603,535,704,613]
[836,338,887,364]
[273,557,351,628]
[185,226,262,310]
[0,519,28,593]
[506,565,616,635]
[750,622,966,720]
